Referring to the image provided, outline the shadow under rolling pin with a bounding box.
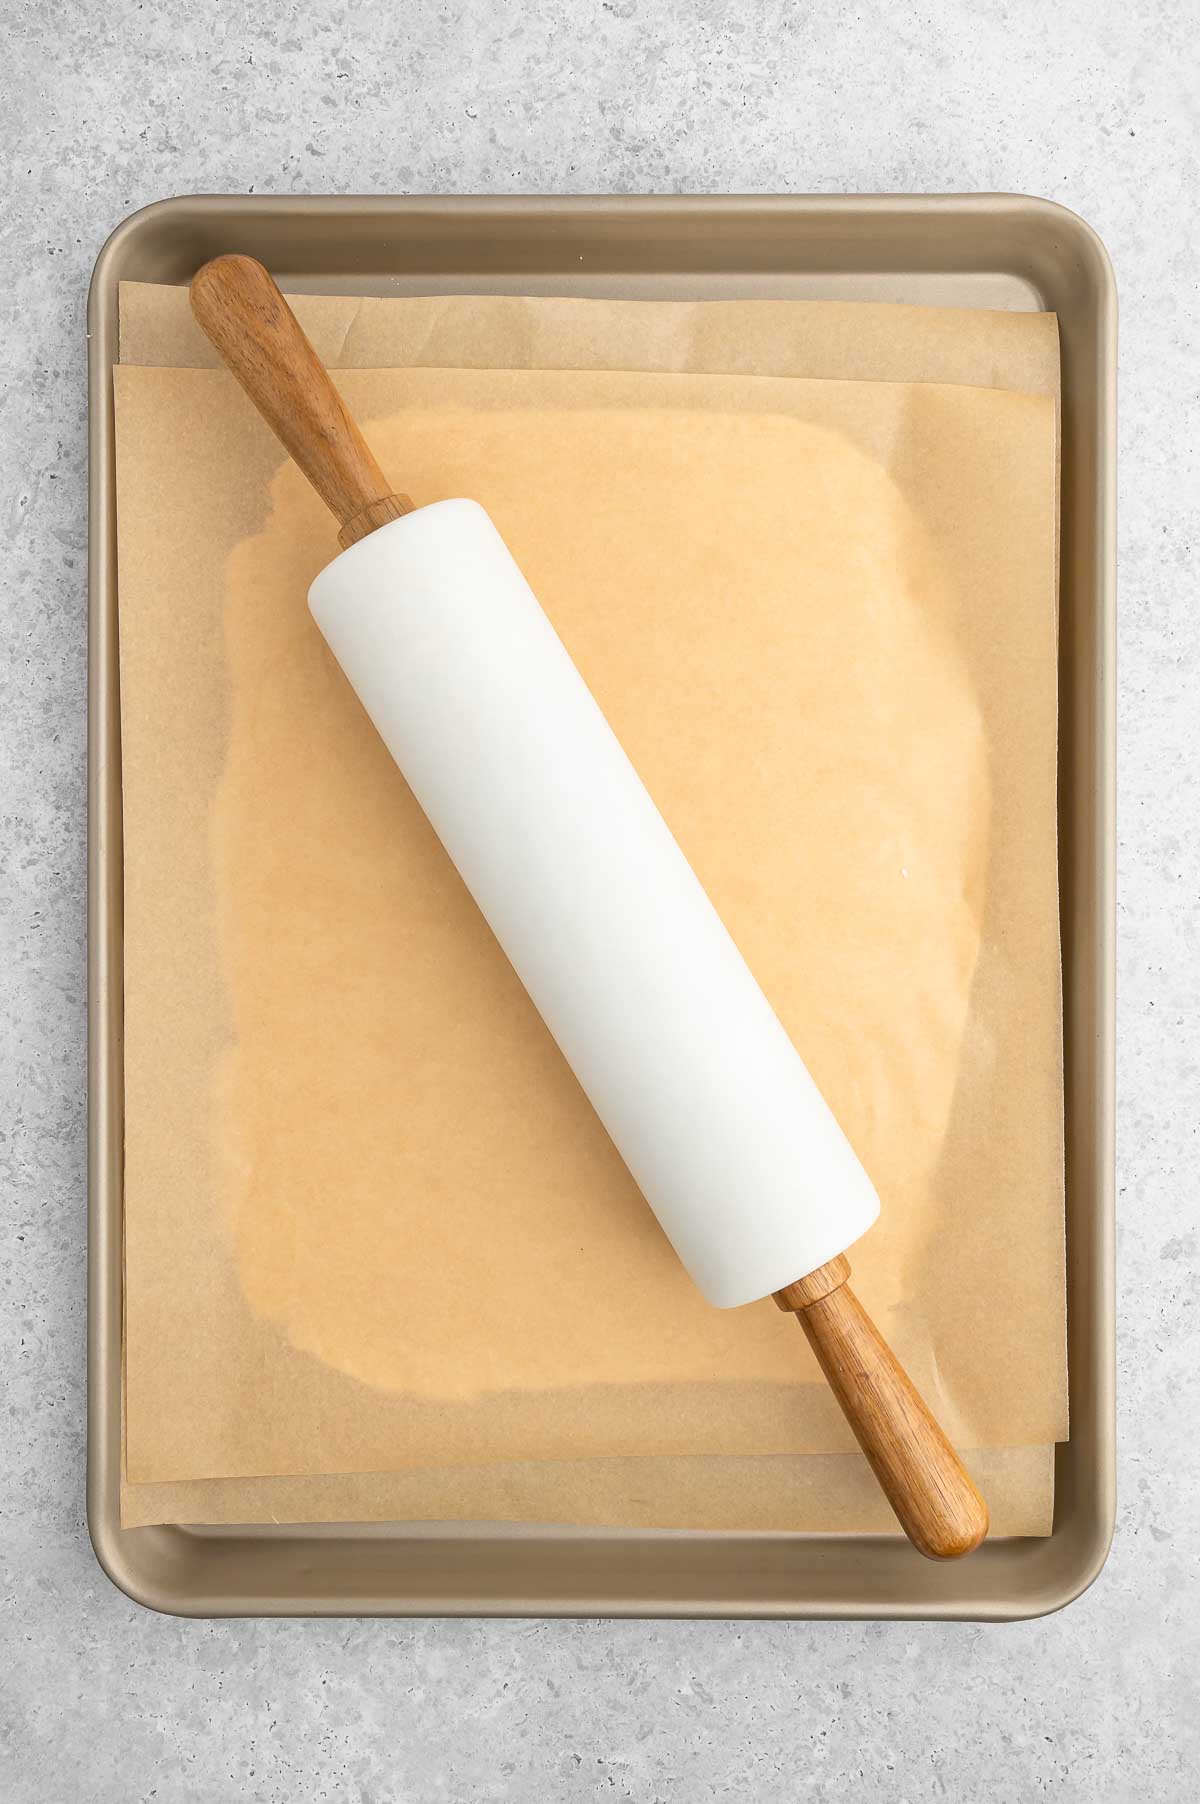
[190,254,988,1562]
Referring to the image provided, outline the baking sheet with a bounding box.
[87,195,1115,1616]
[117,339,1061,1508]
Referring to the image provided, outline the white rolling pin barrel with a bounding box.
[310,498,881,1308]
[189,253,988,1560]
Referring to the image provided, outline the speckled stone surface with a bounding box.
[2,1,1197,1797]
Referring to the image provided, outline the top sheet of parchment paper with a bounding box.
[116,344,1065,1488]
[119,283,1061,399]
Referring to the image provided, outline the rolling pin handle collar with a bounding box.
[772,1253,851,1313]
[337,492,416,550]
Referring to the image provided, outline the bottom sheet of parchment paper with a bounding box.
[120,1444,1054,1535]
[116,290,1063,1531]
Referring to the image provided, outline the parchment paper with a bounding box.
[120,1443,1055,1535]
[117,288,1063,1532]
[119,282,1061,399]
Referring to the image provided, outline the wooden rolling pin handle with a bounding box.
[189,254,412,547]
[774,1256,989,1560]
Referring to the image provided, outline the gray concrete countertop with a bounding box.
[3,2,1196,1798]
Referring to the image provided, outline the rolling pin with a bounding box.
[190,255,988,1560]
